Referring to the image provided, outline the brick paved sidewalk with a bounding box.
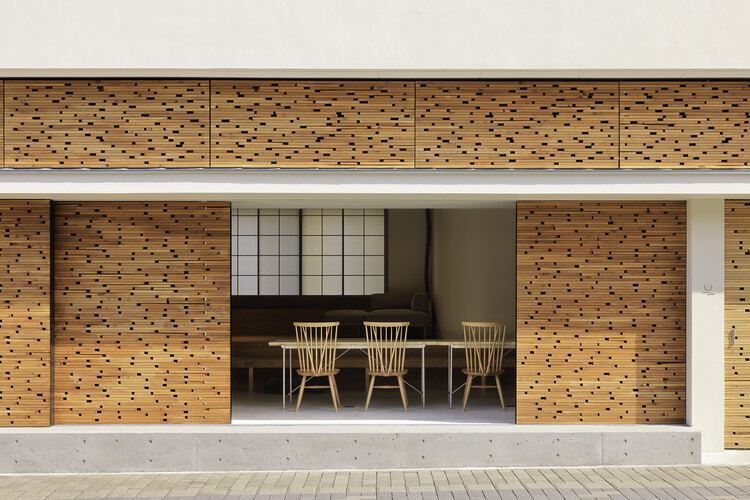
[1,465,750,499]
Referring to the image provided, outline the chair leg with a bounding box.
[328,375,339,412]
[332,376,342,408]
[397,375,408,412]
[495,375,505,412]
[364,374,376,412]
[462,375,474,411]
[295,376,307,412]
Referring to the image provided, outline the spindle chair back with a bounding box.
[363,321,410,411]
[293,322,341,412]
[460,321,507,411]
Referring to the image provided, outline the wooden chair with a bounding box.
[363,321,410,412]
[293,322,341,412]
[461,321,507,411]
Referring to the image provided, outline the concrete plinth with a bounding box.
[0,424,699,473]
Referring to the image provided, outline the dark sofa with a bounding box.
[323,292,433,339]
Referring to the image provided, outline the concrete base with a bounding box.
[0,424,699,473]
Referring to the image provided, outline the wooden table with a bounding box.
[255,338,517,410]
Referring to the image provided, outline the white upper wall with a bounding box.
[2,0,749,78]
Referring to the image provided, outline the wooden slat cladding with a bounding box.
[53,202,230,424]
[1,79,750,169]
[4,80,209,168]
[725,200,750,448]
[516,201,686,424]
[211,80,414,168]
[0,200,51,426]
[621,82,750,168]
[416,81,618,168]
[0,80,3,164]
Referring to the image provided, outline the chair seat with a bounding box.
[366,369,408,377]
[461,368,504,377]
[297,368,340,377]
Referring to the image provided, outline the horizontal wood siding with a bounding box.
[0,80,3,165]
[725,200,750,448]
[212,80,414,168]
[621,82,750,168]
[516,201,686,424]
[416,81,619,168]
[0,200,51,426]
[0,80,748,168]
[4,80,209,168]
[53,202,230,424]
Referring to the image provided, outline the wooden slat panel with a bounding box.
[53,202,230,424]
[516,201,686,424]
[211,80,414,168]
[1,80,3,167]
[725,200,750,448]
[621,82,750,168]
[416,81,618,168]
[4,80,209,168]
[0,200,51,426]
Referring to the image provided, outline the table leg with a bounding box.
[288,348,293,404]
[248,367,254,393]
[448,346,453,409]
[421,346,426,409]
[282,347,286,410]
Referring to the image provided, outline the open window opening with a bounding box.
[230,207,517,425]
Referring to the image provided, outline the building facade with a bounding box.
[0,0,748,467]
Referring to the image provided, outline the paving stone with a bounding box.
[3,466,750,498]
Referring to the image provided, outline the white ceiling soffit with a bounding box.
[0,170,749,208]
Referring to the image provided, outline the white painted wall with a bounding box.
[431,208,516,340]
[1,0,749,77]
[686,199,725,452]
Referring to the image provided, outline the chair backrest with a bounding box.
[294,322,339,376]
[462,322,507,375]
[364,321,409,376]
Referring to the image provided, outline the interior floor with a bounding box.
[231,387,516,425]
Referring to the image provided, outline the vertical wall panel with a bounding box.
[1,80,3,167]
[212,80,414,168]
[0,200,51,426]
[54,202,230,424]
[5,80,209,168]
[621,82,750,168]
[517,201,686,424]
[725,200,750,448]
[416,81,619,168]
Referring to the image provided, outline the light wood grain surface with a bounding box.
[1,79,748,169]
[0,200,51,426]
[416,81,619,169]
[53,202,231,424]
[621,81,750,168]
[516,201,686,424]
[5,80,209,168]
[725,200,750,448]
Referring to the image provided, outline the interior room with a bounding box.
[230,206,517,424]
